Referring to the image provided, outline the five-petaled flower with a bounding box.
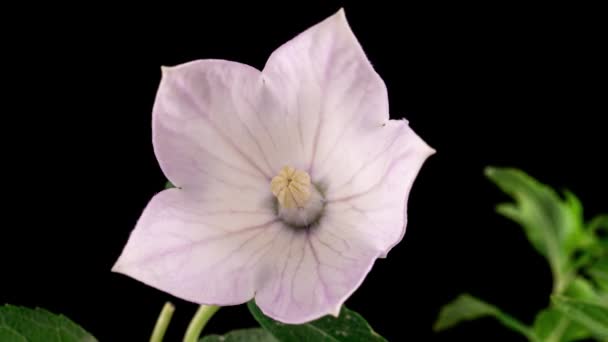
[112,8,434,324]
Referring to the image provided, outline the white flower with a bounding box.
[112,8,434,324]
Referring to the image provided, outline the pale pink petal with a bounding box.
[253,122,432,323]
[114,7,434,325]
[261,8,390,176]
[323,120,434,257]
[112,188,280,305]
[254,225,381,324]
[153,60,280,190]
[261,8,434,258]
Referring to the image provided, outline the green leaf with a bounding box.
[433,294,533,339]
[0,305,97,342]
[484,167,586,279]
[587,257,608,292]
[434,294,497,331]
[562,191,588,252]
[587,214,608,263]
[585,256,608,306]
[588,214,608,234]
[553,296,608,339]
[564,277,598,302]
[165,180,175,189]
[533,308,591,342]
[247,301,386,342]
[200,328,278,342]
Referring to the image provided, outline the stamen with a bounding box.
[270,166,311,209]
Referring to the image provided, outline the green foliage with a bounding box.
[483,167,588,282]
[433,294,497,331]
[588,215,608,234]
[200,328,278,342]
[587,257,608,293]
[434,294,534,339]
[553,296,608,339]
[0,305,97,342]
[532,308,591,342]
[434,166,608,341]
[247,301,387,342]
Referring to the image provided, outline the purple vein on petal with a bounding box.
[204,223,281,274]
[326,150,413,203]
[230,91,276,175]
[176,222,282,290]
[174,78,273,180]
[124,219,279,268]
[309,234,352,271]
[190,159,262,191]
[272,230,296,305]
[311,231,358,263]
[232,228,286,295]
[308,104,324,176]
[339,203,399,224]
[307,231,331,301]
[314,82,372,176]
[184,137,262,181]
[244,91,279,151]
[330,123,406,193]
[295,93,306,153]
[200,115,272,180]
[320,217,385,254]
[198,209,271,216]
[242,227,284,270]
[321,227,352,251]
[149,210,270,233]
[289,234,308,310]
[306,44,327,176]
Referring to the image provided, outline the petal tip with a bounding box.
[110,254,129,273]
[328,7,355,36]
[110,261,123,274]
[329,305,342,318]
[160,65,177,77]
[334,7,347,20]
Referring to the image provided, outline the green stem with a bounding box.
[492,312,538,342]
[545,315,570,342]
[150,302,175,342]
[466,297,538,341]
[183,305,220,342]
[553,273,568,295]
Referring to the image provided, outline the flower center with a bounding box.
[271,166,311,208]
[270,166,324,227]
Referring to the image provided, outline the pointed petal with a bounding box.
[153,60,280,190]
[323,120,434,257]
[254,226,381,324]
[261,8,389,176]
[112,188,281,305]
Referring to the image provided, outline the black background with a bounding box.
[3,1,605,341]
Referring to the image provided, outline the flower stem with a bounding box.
[150,302,175,342]
[183,305,220,342]
[489,308,538,341]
